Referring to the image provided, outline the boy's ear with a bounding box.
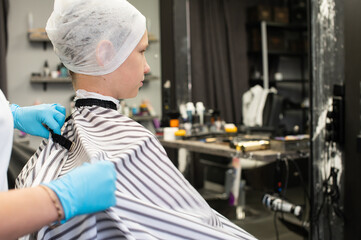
[96,40,115,67]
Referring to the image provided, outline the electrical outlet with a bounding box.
[325,85,344,144]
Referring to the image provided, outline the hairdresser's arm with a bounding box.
[0,186,63,240]
[0,161,116,239]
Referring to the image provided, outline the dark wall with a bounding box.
[0,0,9,96]
[160,0,176,124]
[344,0,361,238]
[310,0,345,239]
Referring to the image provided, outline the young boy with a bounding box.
[16,0,256,239]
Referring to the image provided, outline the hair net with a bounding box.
[46,0,146,76]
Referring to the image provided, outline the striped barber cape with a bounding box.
[16,100,257,240]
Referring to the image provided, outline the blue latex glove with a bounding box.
[10,103,66,138]
[43,161,117,223]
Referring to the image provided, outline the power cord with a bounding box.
[322,167,344,219]
[270,153,311,240]
[314,143,344,240]
[273,212,280,240]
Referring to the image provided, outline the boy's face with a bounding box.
[106,31,151,99]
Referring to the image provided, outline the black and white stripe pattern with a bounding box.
[16,103,256,240]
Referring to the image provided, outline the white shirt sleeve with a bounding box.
[0,90,14,191]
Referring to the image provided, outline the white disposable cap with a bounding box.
[46,0,146,76]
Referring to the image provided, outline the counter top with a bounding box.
[159,139,306,162]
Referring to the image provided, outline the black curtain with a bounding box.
[189,0,248,124]
[0,0,9,97]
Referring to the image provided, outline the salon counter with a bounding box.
[159,139,305,163]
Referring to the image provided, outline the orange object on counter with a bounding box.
[170,119,179,127]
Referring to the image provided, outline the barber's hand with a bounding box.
[43,161,117,223]
[10,103,66,138]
